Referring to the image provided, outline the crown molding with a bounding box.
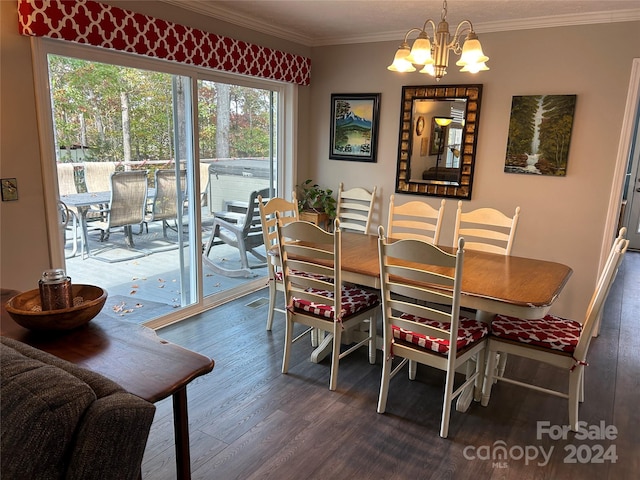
[161,2,640,47]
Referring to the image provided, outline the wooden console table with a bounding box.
[1,291,214,480]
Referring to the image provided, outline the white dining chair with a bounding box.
[481,236,629,431]
[258,193,298,331]
[335,182,377,234]
[277,218,379,391]
[377,227,488,438]
[387,196,446,244]
[593,227,627,336]
[453,201,520,255]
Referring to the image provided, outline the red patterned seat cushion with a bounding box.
[395,314,488,354]
[293,285,379,320]
[491,314,582,353]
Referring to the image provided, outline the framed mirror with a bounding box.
[395,84,483,199]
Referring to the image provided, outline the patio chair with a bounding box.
[84,162,116,192]
[203,187,271,277]
[377,228,488,438]
[200,162,211,207]
[57,163,81,257]
[85,170,148,260]
[144,169,186,239]
[387,196,446,244]
[84,162,117,222]
[335,182,377,234]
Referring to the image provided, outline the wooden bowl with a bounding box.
[4,285,107,331]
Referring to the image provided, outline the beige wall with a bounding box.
[1,0,638,321]
[308,22,640,320]
[1,1,50,289]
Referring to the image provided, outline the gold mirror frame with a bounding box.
[395,84,483,199]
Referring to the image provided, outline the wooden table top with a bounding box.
[340,232,573,318]
[1,291,214,403]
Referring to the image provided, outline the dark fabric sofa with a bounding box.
[0,336,155,480]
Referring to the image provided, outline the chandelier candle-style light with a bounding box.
[388,0,489,79]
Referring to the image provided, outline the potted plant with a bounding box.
[296,179,337,220]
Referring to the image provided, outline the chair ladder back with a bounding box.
[336,182,377,234]
[387,196,446,244]
[259,194,299,250]
[454,201,520,255]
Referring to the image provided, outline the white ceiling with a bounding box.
[162,0,640,46]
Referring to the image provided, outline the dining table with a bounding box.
[304,231,573,371]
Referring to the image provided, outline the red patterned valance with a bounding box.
[17,0,311,86]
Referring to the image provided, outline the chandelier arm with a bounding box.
[449,20,474,51]
[403,27,426,43]
[421,19,437,38]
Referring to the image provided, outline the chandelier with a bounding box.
[387,0,489,79]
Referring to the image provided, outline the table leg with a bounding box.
[172,388,192,480]
[310,332,333,363]
[80,207,91,258]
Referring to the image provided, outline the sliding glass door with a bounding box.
[35,39,288,327]
[197,79,277,301]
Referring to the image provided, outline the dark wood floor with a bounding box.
[142,252,639,479]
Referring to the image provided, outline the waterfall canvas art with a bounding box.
[505,94,576,176]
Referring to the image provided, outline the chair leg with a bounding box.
[329,322,342,391]
[474,350,486,402]
[282,314,294,374]
[440,364,456,438]
[481,347,498,407]
[368,316,376,365]
[568,368,582,431]
[497,352,508,378]
[266,280,278,331]
[237,239,251,271]
[203,224,220,257]
[579,369,585,403]
[377,343,393,413]
[408,360,417,380]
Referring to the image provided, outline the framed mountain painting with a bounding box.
[329,93,380,162]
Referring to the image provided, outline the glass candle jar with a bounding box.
[39,268,73,310]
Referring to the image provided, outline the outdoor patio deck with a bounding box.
[64,213,269,325]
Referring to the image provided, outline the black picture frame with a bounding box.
[329,93,380,162]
